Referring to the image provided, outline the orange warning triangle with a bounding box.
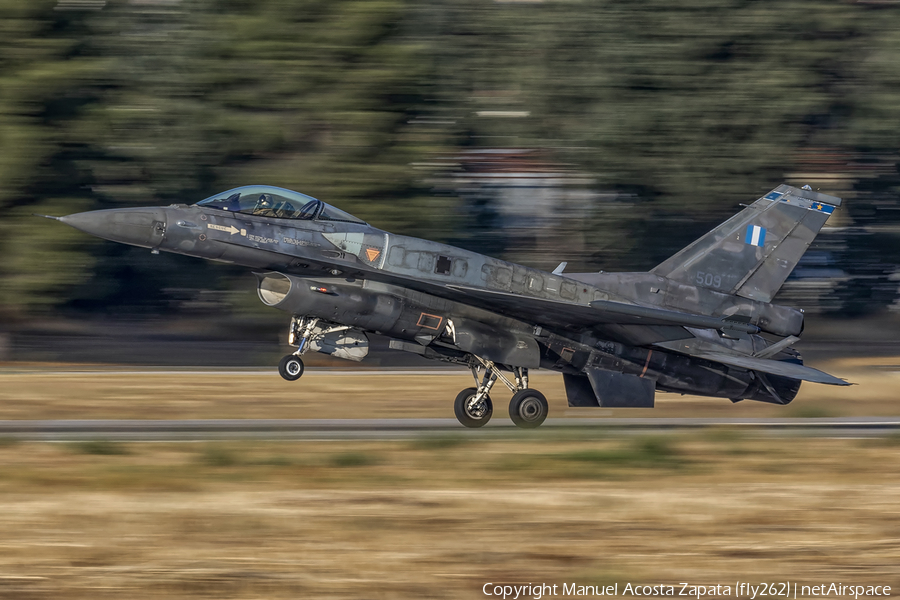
[365,248,381,262]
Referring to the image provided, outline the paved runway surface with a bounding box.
[1,417,898,441]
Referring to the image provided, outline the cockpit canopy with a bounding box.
[195,185,366,224]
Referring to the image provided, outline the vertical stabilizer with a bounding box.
[651,185,841,303]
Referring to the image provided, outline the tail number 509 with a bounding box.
[695,271,722,289]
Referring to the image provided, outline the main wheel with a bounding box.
[454,387,493,428]
[278,354,304,381]
[509,389,548,429]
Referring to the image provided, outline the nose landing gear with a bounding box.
[278,316,319,382]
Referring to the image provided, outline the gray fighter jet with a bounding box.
[45,183,850,428]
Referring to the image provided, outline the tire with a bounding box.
[278,355,304,381]
[454,387,493,428]
[509,389,548,429]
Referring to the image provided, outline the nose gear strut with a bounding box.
[278,316,320,381]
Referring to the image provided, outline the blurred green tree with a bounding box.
[1,0,899,320]
[0,1,104,312]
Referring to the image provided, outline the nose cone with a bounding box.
[60,207,167,248]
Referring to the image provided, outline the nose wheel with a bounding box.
[278,354,305,381]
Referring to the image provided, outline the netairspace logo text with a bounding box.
[482,582,892,600]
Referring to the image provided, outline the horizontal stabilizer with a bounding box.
[695,352,850,386]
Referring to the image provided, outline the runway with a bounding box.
[1,417,898,441]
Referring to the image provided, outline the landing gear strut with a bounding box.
[278,316,319,382]
[453,358,548,429]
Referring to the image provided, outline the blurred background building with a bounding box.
[3,0,900,364]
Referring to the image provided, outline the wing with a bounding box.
[224,240,749,346]
[416,285,849,387]
[443,284,759,345]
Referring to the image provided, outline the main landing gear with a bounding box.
[277,316,319,382]
[454,387,492,428]
[454,358,549,429]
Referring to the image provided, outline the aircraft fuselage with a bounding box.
[57,198,807,412]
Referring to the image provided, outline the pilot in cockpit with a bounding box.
[253,194,279,217]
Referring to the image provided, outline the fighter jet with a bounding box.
[45,183,850,428]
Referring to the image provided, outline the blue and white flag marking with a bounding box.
[764,191,784,201]
[745,224,766,247]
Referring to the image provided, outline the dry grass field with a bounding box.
[0,362,897,599]
[0,356,894,420]
[0,435,897,599]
